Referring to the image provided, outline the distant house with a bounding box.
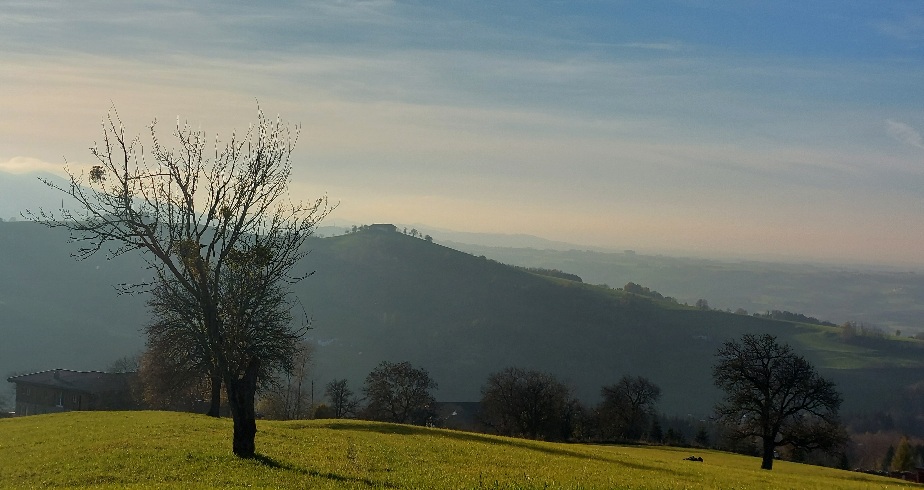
[433,402,483,432]
[7,369,138,416]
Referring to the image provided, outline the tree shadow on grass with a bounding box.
[250,452,397,488]
[316,421,663,473]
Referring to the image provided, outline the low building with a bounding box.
[433,401,483,432]
[7,369,137,416]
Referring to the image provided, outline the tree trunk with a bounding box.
[228,359,260,458]
[206,373,222,417]
[761,437,776,470]
[205,301,223,418]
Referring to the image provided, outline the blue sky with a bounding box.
[2,1,924,265]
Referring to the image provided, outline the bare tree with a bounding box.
[257,341,315,420]
[597,375,661,441]
[324,379,360,419]
[27,106,331,457]
[138,346,211,412]
[713,333,846,470]
[362,361,436,425]
[107,354,140,373]
[145,247,306,420]
[480,367,575,441]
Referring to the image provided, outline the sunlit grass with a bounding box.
[790,324,924,370]
[0,412,917,489]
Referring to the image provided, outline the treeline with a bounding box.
[590,280,910,346]
[254,360,847,469]
[127,350,668,444]
[751,310,836,327]
[516,267,583,283]
[322,365,673,446]
[837,321,924,343]
[116,335,880,471]
[615,282,858,333]
[883,437,924,473]
[617,282,677,303]
[344,224,433,242]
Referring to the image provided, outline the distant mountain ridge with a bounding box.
[313,217,924,335]
[2,221,922,418]
[442,243,924,335]
[0,171,77,221]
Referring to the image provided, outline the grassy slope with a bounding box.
[0,412,917,489]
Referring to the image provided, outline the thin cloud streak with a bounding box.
[886,119,924,150]
[0,157,67,175]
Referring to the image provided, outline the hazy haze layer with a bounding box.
[2,1,924,265]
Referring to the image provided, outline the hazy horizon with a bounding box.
[3,2,924,267]
[2,173,919,272]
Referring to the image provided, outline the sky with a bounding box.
[2,1,924,266]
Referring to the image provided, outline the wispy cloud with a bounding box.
[886,119,924,150]
[874,14,924,42]
[616,42,685,52]
[0,157,70,175]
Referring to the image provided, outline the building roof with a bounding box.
[7,369,135,394]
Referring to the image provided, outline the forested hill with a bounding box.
[2,222,923,415]
[295,229,924,414]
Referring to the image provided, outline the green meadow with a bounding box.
[0,412,916,489]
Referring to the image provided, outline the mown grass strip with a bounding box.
[0,412,917,489]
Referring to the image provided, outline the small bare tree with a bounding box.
[107,354,140,373]
[28,106,332,457]
[257,341,315,420]
[597,375,661,441]
[325,379,360,419]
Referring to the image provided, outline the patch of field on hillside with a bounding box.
[0,412,917,489]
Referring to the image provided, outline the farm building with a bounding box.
[7,369,137,416]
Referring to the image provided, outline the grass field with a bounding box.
[0,412,918,489]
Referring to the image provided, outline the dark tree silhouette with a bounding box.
[27,107,331,457]
[146,248,307,422]
[713,334,846,470]
[138,345,211,412]
[362,361,436,425]
[480,367,575,441]
[107,354,140,374]
[597,375,661,441]
[325,379,360,419]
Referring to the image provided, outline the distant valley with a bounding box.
[439,240,924,336]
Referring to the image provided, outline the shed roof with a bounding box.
[7,369,134,394]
